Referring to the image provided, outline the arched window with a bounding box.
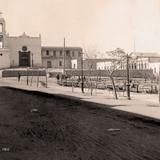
[135,63,137,69]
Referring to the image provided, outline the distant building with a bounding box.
[0,14,42,68]
[97,59,116,70]
[80,58,114,70]
[130,52,160,75]
[96,52,160,76]
[41,46,82,69]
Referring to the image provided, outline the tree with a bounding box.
[105,48,127,99]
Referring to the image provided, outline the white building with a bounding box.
[131,52,160,75]
[97,61,113,70]
[96,52,160,76]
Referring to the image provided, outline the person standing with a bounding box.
[18,72,21,82]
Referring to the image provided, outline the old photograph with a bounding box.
[0,0,160,159]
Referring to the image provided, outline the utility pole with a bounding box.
[63,38,66,74]
[81,52,84,93]
[26,68,29,86]
[46,70,48,88]
[32,53,33,68]
[126,54,131,100]
[159,67,160,104]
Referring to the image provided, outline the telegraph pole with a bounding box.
[32,53,33,68]
[159,67,160,104]
[63,38,66,74]
[126,54,131,100]
[81,52,84,93]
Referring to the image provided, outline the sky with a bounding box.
[1,0,160,56]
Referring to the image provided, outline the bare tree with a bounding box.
[106,48,127,99]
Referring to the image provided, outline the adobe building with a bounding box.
[0,13,42,69]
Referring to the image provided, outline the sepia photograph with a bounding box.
[0,0,160,159]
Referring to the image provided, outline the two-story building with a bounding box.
[41,46,82,69]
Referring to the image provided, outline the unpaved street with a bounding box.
[0,87,160,160]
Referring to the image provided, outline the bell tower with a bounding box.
[0,12,10,69]
[0,12,6,48]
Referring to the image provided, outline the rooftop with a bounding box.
[42,46,82,51]
[131,52,160,58]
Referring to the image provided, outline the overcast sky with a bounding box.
[1,0,160,55]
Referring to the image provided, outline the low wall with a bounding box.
[65,69,154,79]
[2,69,46,77]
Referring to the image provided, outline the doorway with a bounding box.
[19,51,30,67]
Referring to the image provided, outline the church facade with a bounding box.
[0,15,42,69]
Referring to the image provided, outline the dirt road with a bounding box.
[0,87,160,160]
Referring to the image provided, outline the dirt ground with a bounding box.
[0,87,160,160]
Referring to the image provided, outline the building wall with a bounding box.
[0,48,10,68]
[7,33,42,67]
[148,63,160,75]
[42,47,82,69]
[97,61,113,70]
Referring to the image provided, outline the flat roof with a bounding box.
[42,46,82,50]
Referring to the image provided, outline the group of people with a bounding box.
[56,74,68,82]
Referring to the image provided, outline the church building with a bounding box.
[0,13,42,69]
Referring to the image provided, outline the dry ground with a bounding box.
[0,87,160,160]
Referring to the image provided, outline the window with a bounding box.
[53,50,56,57]
[72,51,75,57]
[135,64,137,69]
[60,51,62,56]
[66,50,70,57]
[46,50,49,56]
[78,52,81,57]
[22,46,27,51]
[132,64,134,69]
[47,61,52,68]
[59,60,62,66]
[73,64,76,69]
